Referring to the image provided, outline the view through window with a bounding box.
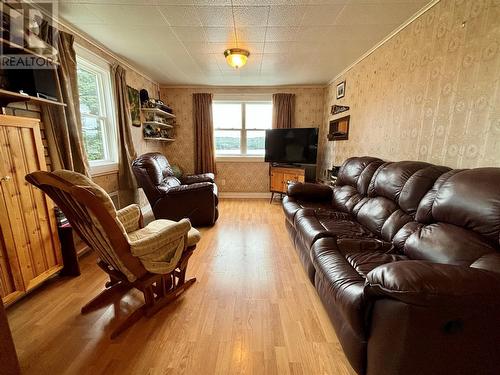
[213,101,272,156]
[76,53,117,167]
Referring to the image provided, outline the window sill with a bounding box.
[216,155,266,163]
[90,162,119,177]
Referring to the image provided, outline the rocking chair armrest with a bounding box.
[129,218,192,258]
[116,204,143,233]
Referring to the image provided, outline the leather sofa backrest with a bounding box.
[332,156,384,214]
[132,152,181,204]
[356,161,450,242]
[399,168,500,269]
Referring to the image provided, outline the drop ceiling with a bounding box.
[58,0,431,86]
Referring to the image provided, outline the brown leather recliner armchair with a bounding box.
[132,153,219,227]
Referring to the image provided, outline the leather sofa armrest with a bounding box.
[181,173,215,185]
[287,182,333,201]
[365,260,500,306]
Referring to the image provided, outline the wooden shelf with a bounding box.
[143,121,173,129]
[0,37,59,66]
[143,137,175,142]
[141,107,175,119]
[0,89,66,107]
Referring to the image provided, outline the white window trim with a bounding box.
[213,99,272,160]
[75,45,118,176]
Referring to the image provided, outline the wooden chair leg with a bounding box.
[144,277,196,318]
[81,282,132,314]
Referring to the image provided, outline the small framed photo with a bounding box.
[336,81,345,99]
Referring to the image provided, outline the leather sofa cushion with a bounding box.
[354,161,450,243]
[345,252,408,278]
[404,223,496,266]
[311,238,406,338]
[282,196,333,226]
[295,209,373,249]
[418,168,500,243]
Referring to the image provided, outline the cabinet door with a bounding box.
[270,171,284,192]
[283,172,300,185]
[0,116,62,303]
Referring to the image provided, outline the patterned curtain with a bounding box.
[272,93,295,129]
[193,93,216,174]
[112,64,139,206]
[41,31,90,176]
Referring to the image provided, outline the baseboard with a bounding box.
[219,192,272,199]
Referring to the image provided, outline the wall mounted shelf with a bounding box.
[143,137,175,142]
[141,107,175,119]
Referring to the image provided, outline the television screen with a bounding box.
[264,127,319,164]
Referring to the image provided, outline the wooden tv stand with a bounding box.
[269,165,305,203]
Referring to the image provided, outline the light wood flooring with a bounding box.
[7,199,355,375]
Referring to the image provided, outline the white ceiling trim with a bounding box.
[27,0,158,86]
[328,0,440,86]
[160,84,326,89]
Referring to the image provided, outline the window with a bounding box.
[213,101,272,157]
[75,48,117,172]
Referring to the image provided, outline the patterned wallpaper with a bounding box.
[319,0,500,176]
[160,86,325,192]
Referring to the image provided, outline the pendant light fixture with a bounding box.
[224,48,250,69]
[224,0,250,69]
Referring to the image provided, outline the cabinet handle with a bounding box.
[1,176,11,182]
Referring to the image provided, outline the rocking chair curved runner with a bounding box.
[26,170,200,339]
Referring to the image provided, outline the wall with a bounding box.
[319,0,500,176]
[160,86,325,193]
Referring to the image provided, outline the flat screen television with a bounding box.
[264,127,319,164]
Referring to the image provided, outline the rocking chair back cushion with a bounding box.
[25,170,146,282]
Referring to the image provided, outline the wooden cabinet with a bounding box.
[269,166,305,202]
[0,115,62,306]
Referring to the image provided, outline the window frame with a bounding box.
[213,99,272,160]
[75,45,118,175]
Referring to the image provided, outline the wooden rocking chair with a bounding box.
[26,170,200,339]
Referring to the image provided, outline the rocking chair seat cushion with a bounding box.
[128,219,201,274]
[128,219,201,248]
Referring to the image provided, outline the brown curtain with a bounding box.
[193,93,216,174]
[112,64,138,206]
[42,31,90,176]
[272,93,295,129]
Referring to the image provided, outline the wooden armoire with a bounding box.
[0,114,63,306]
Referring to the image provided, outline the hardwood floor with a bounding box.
[7,199,355,375]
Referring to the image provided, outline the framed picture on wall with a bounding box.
[127,86,141,127]
[336,81,346,99]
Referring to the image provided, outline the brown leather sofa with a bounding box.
[283,156,500,375]
[132,152,219,226]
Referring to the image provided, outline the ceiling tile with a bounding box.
[86,4,167,26]
[58,4,106,24]
[192,0,231,5]
[158,6,201,26]
[171,26,207,41]
[268,6,307,26]
[182,42,228,54]
[265,26,300,41]
[58,0,430,85]
[236,27,267,42]
[196,6,233,26]
[233,6,269,26]
[204,27,236,42]
[335,3,423,26]
[301,4,344,26]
